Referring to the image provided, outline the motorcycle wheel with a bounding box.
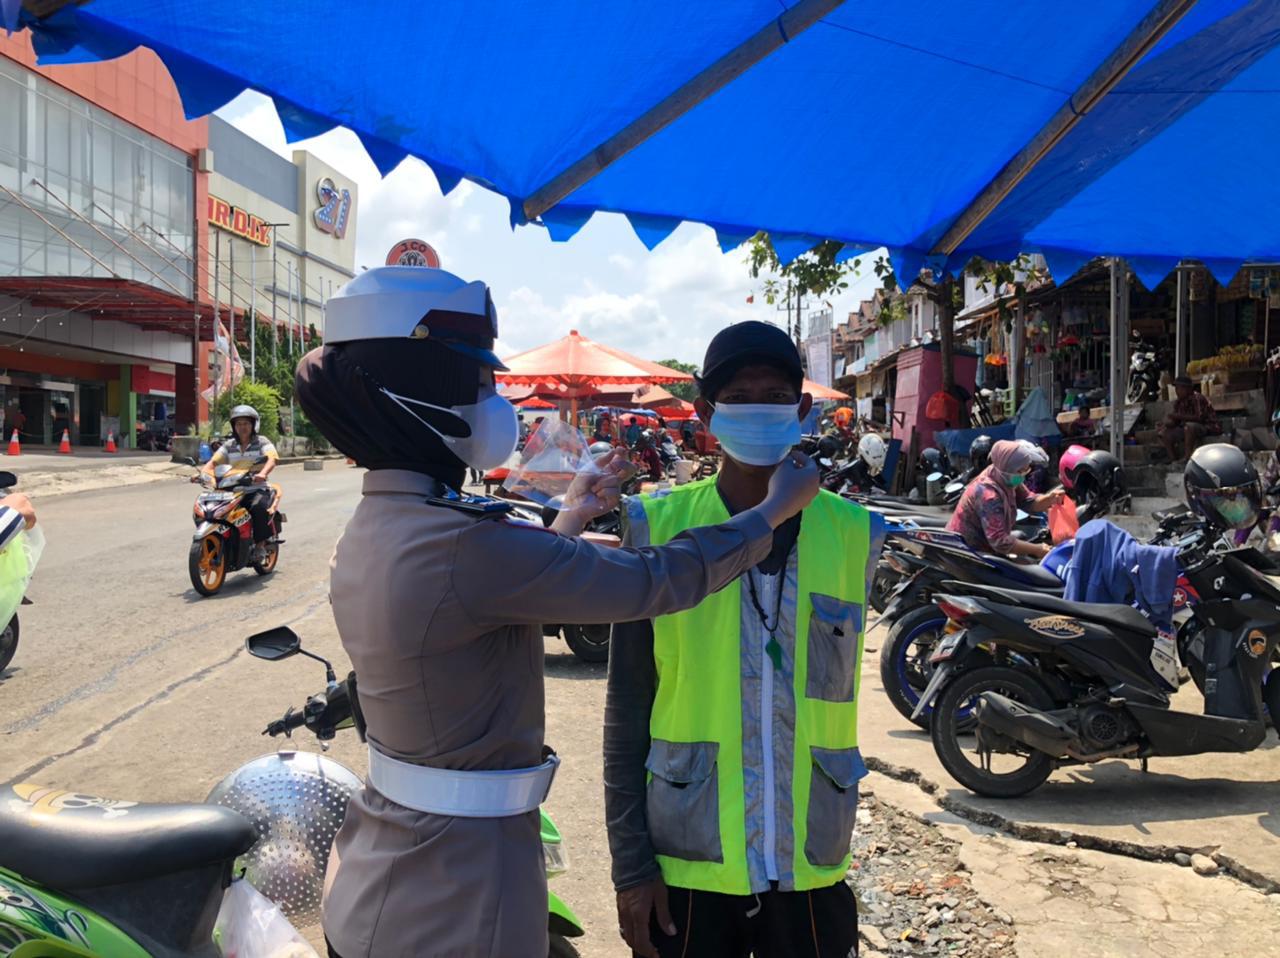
[1264,669,1280,730]
[189,535,227,596]
[549,934,580,957]
[562,624,610,663]
[253,540,280,576]
[931,666,1055,798]
[879,607,977,730]
[1125,376,1145,404]
[869,566,900,614]
[0,614,17,673]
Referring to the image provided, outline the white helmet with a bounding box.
[324,266,506,369]
[858,433,887,475]
[229,404,259,433]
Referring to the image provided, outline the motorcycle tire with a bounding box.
[562,623,610,663]
[879,607,950,729]
[549,934,580,957]
[931,666,1055,798]
[189,535,227,596]
[869,566,900,614]
[0,614,17,673]
[1264,669,1280,730]
[253,541,280,576]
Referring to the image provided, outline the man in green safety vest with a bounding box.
[605,321,884,958]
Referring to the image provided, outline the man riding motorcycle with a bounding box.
[197,405,278,564]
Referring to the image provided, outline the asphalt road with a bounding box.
[0,463,627,956]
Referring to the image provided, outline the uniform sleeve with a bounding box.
[450,506,773,628]
[0,506,24,551]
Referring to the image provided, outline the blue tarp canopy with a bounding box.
[9,0,1280,285]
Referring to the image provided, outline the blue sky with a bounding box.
[217,91,888,367]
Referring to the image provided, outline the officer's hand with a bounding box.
[0,493,35,529]
[758,451,819,528]
[565,448,632,520]
[617,876,675,958]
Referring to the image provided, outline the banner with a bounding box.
[201,319,245,403]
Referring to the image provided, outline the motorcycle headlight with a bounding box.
[543,839,569,879]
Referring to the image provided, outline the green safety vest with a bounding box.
[638,478,881,894]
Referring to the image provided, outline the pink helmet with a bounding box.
[1059,444,1091,491]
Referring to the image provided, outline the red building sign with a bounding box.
[207,194,273,246]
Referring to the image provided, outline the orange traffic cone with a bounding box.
[6,430,18,456]
[58,429,72,454]
[105,431,117,453]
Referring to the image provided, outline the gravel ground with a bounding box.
[851,783,1017,958]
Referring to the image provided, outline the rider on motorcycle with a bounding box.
[197,405,278,563]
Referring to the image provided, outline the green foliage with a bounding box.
[965,254,1049,323]
[747,234,855,304]
[212,379,283,441]
[655,359,699,401]
[876,297,908,329]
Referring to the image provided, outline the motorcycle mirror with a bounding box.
[245,626,302,661]
[0,471,16,489]
[926,471,943,482]
[945,481,964,494]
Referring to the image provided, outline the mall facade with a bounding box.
[0,31,357,448]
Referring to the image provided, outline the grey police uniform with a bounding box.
[321,469,773,957]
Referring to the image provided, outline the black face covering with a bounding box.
[295,339,480,487]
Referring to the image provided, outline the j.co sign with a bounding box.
[207,195,272,246]
[385,238,441,267]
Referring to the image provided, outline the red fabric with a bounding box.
[925,390,961,422]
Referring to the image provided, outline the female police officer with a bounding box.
[296,266,818,958]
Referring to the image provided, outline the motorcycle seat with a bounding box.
[0,784,256,889]
[942,581,1156,635]
[981,554,1063,589]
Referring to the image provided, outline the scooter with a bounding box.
[915,527,1280,798]
[1126,337,1163,403]
[0,628,586,957]
[185,457,286,597]
[0,470,39,677]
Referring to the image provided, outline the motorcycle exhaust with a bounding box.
[975,692,1079,759]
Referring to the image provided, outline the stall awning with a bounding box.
[15,2,1280,287]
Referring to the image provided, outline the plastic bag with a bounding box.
[214,879,319,958]
[0,526,43,630]
[502,419,606,510]
[1047,499,1079,545]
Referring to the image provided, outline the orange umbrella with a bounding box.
[498,330,693,396]
[803,378,851,400]
[516,396,557,409]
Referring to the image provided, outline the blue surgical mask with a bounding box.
[711,402,801,467]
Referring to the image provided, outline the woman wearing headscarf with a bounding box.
[946,439,1063,559]
[298,266,819,958]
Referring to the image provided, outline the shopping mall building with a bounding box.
[0,31,357,448]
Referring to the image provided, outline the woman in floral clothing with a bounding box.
[947,439,1065,559]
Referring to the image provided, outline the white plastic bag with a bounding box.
[502,419,606,509]
[214,879,319,958]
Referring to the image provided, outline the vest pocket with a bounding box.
[805,593,861,702]
[645,739,723,864]
[804,746,865,867]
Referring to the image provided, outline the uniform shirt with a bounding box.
[208,434,278,478]
[604,495,805,894]
[322,470,774,958]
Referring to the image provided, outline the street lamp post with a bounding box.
[264,222,291,370]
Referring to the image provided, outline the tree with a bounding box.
[746,234,854,342]
[212,380,283,442]
[655,359,698,401]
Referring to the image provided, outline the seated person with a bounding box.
[1158,376,1221,464]
[1067,406,1096,438]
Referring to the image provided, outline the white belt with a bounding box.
[366,746,559,818]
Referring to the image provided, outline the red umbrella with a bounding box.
[516,396,557,409]
[803,378,851,400]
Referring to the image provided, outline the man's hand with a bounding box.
[0,493,35,529]
[618,876,676,958]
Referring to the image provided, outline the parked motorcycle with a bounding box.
[0,627,586,957]
[185,457,286,597]
[1126,334,1163,403]
[915,526,1280,798]
[0,470,39,677]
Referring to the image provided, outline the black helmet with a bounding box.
[1071,450,1126,502]
[816,435,842,460]
[1184,443,1262,531]
[969,434,993,469]
[920,447,946,473]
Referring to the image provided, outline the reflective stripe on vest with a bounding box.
[639,479,883,894]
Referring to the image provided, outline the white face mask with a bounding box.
[380,384,519,472]
[710,402,802,467]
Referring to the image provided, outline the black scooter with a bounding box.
[915,527,1280,797]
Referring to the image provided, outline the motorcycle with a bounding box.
[0,470,39,677]
[914,526,1280,798]
[0,627,586,957]
[185,457,286,597]
[1126,336,1163,403]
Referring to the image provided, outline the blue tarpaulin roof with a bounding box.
[10,1,1280,286]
